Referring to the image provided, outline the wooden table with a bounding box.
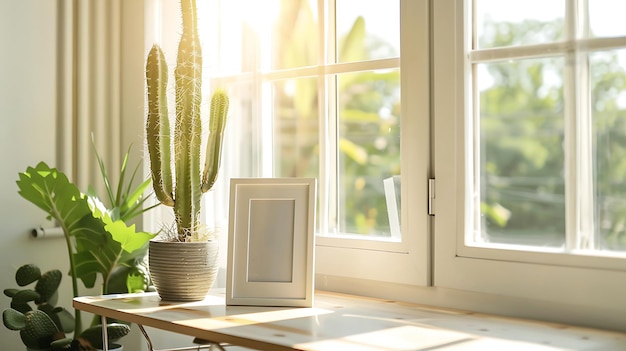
[74,291,626,351]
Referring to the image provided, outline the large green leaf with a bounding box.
[16,162,156,292]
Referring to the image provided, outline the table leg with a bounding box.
[139,324,155,351]
[138,324,227,351]
[101,315,109,351]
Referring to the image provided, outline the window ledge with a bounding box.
[313,290,626,350]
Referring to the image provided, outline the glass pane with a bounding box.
[591,49,626,251]
[336,0,400,62]
[475,0,564,49]
[201,0,319,73]
[474,58,566,247]
[199,0,271,75]
[272,0,318,69]
[589,0,626,38]
[222,80,257,176]
[337,70,401,237]
[272,78,320,179]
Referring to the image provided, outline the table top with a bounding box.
[74,291,626,351]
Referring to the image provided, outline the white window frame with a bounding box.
[433,0,626,330]
[464,0,626,270]
[143,0,626,332]
[316,0,431,287]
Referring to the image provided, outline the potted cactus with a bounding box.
[145,0,229,301]
[2,264,129,351]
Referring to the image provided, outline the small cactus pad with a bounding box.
[12,289,40,305]
[15,264,41,286]
[20,310,59,349]
[4,288,18,298]
[50,337,73,349]
[35,269,62,303]
[10,301,32,314]
[80,323,131,348]
[51,306,75,333]
[3,308,26,330]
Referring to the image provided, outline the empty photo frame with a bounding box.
[226,178,317,307]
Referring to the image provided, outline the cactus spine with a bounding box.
[146,0,229,242]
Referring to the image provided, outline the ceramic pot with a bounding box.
[149,240,219,301]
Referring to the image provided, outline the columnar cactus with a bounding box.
[146,0,229,242]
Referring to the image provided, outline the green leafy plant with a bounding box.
[2,264,130,350]
[14,145,158,339]
[145,0,229,243]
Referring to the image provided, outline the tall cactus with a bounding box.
[146,0,229,242]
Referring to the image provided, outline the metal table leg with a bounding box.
[101,315,109,351]
[138,324,227,351]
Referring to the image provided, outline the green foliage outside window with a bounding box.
[479,18,626,250]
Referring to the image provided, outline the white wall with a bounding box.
[0,1,72,349]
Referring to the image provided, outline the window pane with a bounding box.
[272,0,318,69]
[591,49,626,251]
[272,78,320,179]
[200,0,272,75]
[589,0,626,38]
[223,80,257,176]
[474,58,566,247]
[336,0,399,62]
[475,0,564,49]
[337,70,401,237]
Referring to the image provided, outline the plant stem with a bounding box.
[61,223,82,336]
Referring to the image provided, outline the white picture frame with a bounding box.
[226,178,317,307]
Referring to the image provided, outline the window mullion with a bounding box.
[252,17,272,177]
[564,0,577,252]
[317,0,336,235]
[565,0,595,251]
[326,0,340,235]
[574,0,595,251]
[574,50,595,251]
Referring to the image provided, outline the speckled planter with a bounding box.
[148,240,219,302]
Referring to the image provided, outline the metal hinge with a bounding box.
[428,178,435,216]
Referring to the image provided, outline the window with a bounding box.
[470,0,626,257]
[434,0,626,329]
[182,0,430,285]
[149,0,626,331]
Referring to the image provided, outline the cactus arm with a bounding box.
[174,0,203,240]
[202,89,229,193]
[146,44,174,207]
